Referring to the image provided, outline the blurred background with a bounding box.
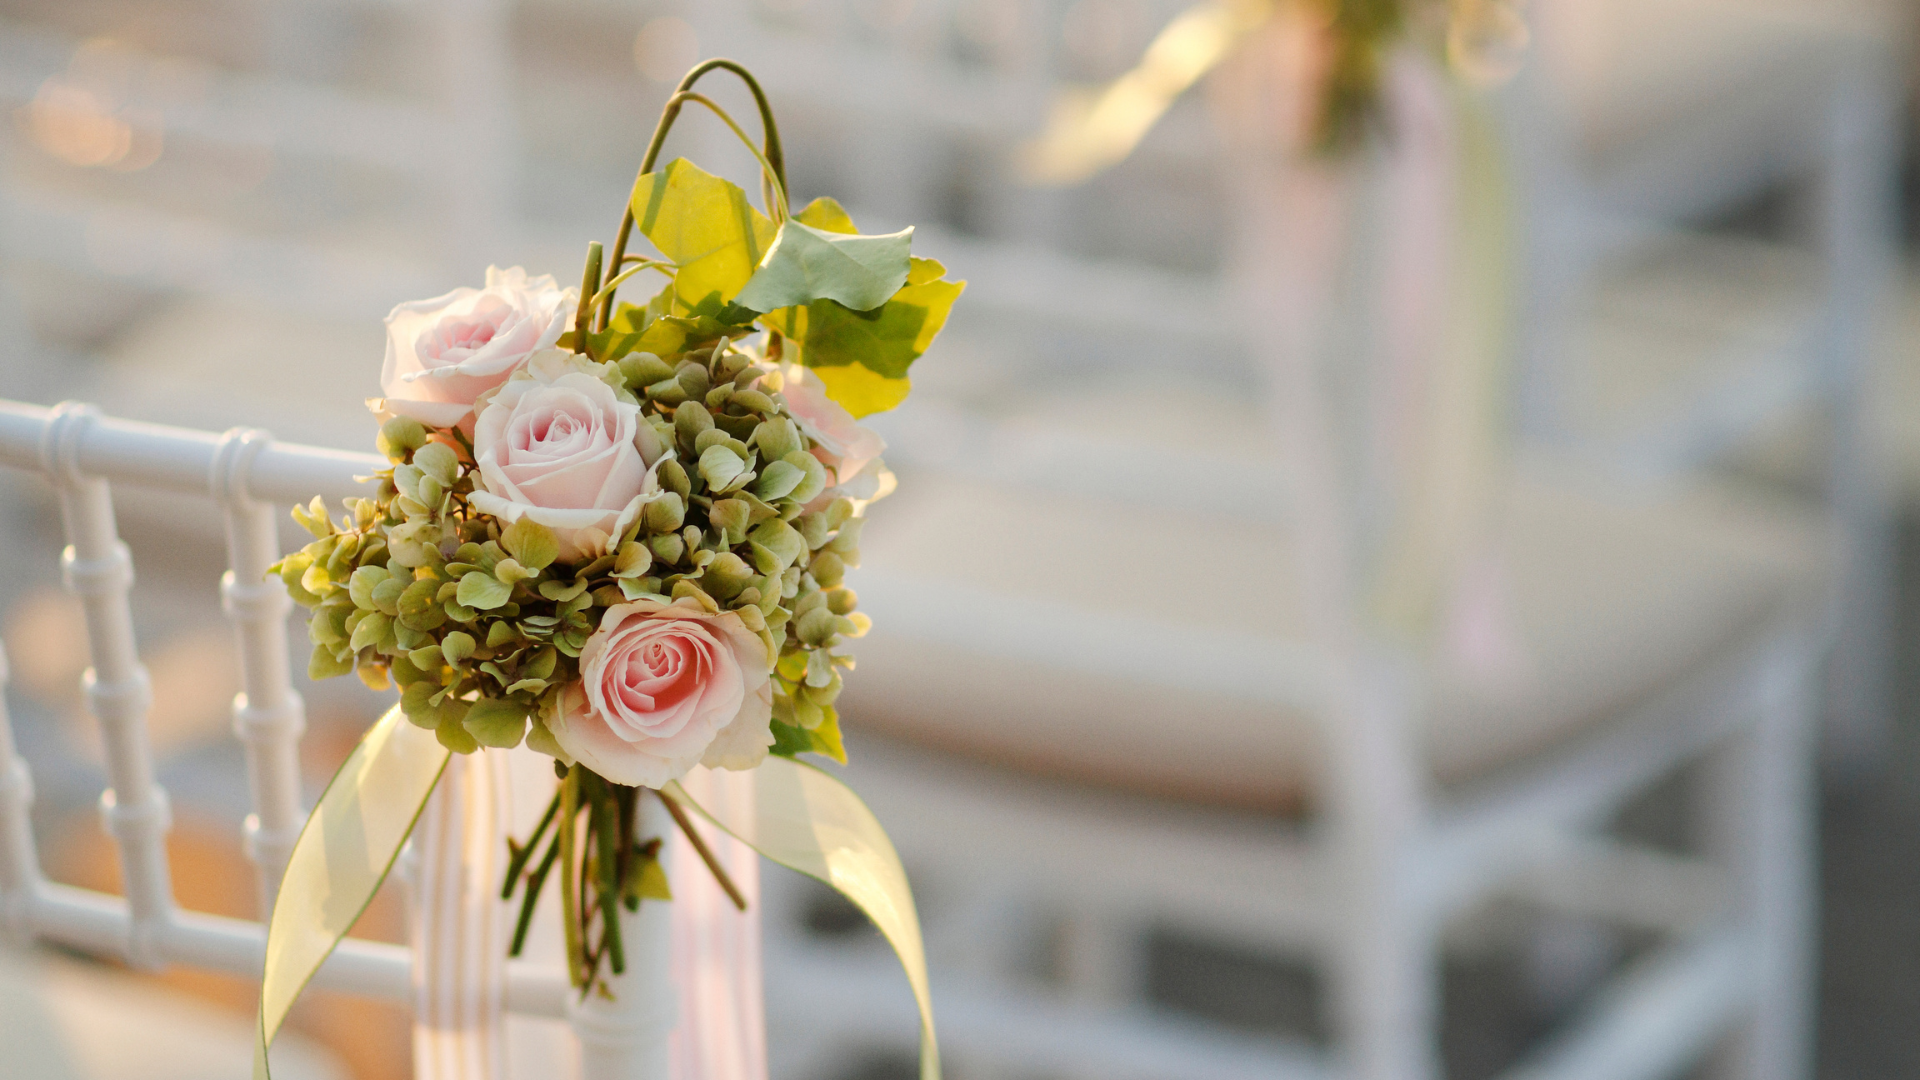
[2,1,1920,1078]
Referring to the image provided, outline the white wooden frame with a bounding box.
[0,399,692,1073]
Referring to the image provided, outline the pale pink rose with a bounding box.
[468,358,667,563]
[779,369,885,488]
[552,598,774,787]
[379,266,576,427]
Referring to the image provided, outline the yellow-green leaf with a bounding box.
[630,158,776,318]
[814,364,913,418]
[808,707,847,763]
[634,855,672,901]
[763,257,964,417]
[795,196,858,235]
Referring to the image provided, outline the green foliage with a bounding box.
[464,698,531,749]
[764,257,964,418]
[630,157,776,318]
[457,572,513,611]
[733,220,913,314]
[502,518,560,572]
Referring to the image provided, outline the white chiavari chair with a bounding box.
[0,399,772,1080]
[1509,0,1907,771]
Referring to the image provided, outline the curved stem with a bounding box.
[604,59,788,329]
[665,91,789,220]
[643,60,787,190]
[596,94,787,333]
[589,259,675,314]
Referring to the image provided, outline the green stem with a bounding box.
[588,260,675,315]
[596,94,786,332]
[558,766,583,988]
[656,788,748,912]
[575,241,604,359]
[508,829,562,957]
[501,788,562,900]
[604,59,788,329]
[655,92,789,222]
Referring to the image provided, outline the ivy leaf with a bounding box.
[586,299,657,363]
[462,697,529,749]
[630,158,776,318]
[768,717,812,758]
[814,364,913,418]
[794,196,858,235]
[732,220,914,315]
[762,257,965,418]
[632,312,751,360]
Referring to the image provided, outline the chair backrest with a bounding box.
[0,398,569,1016]
[1501,0,1902,474]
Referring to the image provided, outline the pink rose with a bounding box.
[468,353,667,563]
[552,598,774,787]
[779,369,885,491]
[380,266,575,426]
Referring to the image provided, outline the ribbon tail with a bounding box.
[1016,0,1273,185]
[667,758,939,1080]
[255,705,452,1079]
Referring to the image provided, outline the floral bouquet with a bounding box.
[255,60,955,1077]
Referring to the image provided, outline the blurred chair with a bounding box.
[762,33,1837,1080]
[1511,0,1907,767]
[0,0,512,322]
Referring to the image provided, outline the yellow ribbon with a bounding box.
[1367,82,1516,636]
[668,758,940,1080]
[255,706,452,1079]
[1016,0,1274,186]
[253,706,937,1079]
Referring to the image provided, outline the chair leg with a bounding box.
[1699,640,1819,1080]
[1815,56,1900,777]
[1330,872,1443,1080]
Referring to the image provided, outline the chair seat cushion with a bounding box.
[840,453,1831,814]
